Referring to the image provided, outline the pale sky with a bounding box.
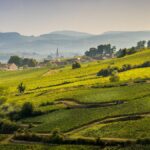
[0,0,150,35]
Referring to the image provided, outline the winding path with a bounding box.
[66,112,150,136]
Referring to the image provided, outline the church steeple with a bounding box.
[56,48,59,58]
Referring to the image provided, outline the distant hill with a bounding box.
[0,30,150,62]
[49,30,93,37]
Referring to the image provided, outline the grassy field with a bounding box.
[0,49,150,148]
[75,117,150,139]
[0,50,149,106]
[22,94,150,133]
[0,144,150,150]
[0,144,100,150]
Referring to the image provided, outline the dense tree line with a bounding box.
[116,40,150,58]
[8,55,38,67]
[85,44,116,58]
[85,40,150,59]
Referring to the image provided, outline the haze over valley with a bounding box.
[1,30,150,62]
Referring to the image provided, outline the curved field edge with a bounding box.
[70,115,150,139]
[21,95,150,133]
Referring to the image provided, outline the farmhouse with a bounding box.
[0,63,18,71]
[7,63,18,70]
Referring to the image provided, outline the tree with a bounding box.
[85,44,116,58]
[109,70,120,82]
[20,102,33,118]
[147,40,150,48]
[8,56,22,66]
[97,66,119,77]
[28,59,38,67]
[136,41,146,50]
[72,61,81,69]
[8,56,38,67]
[141,61,150,67]
[22,58,37,67]
[121,64,132,71]
[116,48,127,58]
[112,46,116,53]
[127,47,137,55]
[17,82,26,94]
[0,119,19,134]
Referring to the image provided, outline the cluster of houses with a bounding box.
[0,63,18,71]
[0,46,115,71]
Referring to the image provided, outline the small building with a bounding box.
[0,63,18,71]
[7,63,18,70]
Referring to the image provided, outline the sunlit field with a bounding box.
[0,49,150,149]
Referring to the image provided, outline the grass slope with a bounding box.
[0,49,150,145]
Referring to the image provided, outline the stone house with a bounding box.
[0,63,18,71]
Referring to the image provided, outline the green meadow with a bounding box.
[0,49,150,149]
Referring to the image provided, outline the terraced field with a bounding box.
[0,144,150,150]
[78,117,150,139]
[22,94,150,133]
[0,49,150,149]
[0,144,100,150]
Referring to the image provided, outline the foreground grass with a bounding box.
[77,117,150,139]
[0,144,99,150]
[0,144,150,150]
[0,49,150,148]
[22,95,150,133]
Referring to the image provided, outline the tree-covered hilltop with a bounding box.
[8,56,38,67]
[116,40,150,58]
[85,44,116,59]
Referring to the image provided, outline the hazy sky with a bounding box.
[0,0,150,35]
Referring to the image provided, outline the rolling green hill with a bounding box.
[0,49,150,149]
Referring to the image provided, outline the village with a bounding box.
[0,44,115,71]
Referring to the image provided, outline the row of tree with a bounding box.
[85,40,150,59]
[8,56,38,67]
[85,44,116,58]
[97,61,150,77]
[116,40,150,58]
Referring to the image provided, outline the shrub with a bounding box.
[20,102,34,118]
[97,68,110,77]
[109,70,120,82]
[97,66,119,77]
[72,61,81,69]
[136,138,150,145]
[8,111,21,121]
[17,82,26,94]
[50,128,64,143]
[97,61,150,78]
[14,131,42,142]
[141,61,150,67]
[121,64,132,71]
[0,119,19,134]
[14,129,64,144]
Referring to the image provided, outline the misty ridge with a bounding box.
[1,30,150,61]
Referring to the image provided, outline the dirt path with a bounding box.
[55,99,126,109]
[66,112,150,136]
[0,135,13,144]
[8,112,150,146]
